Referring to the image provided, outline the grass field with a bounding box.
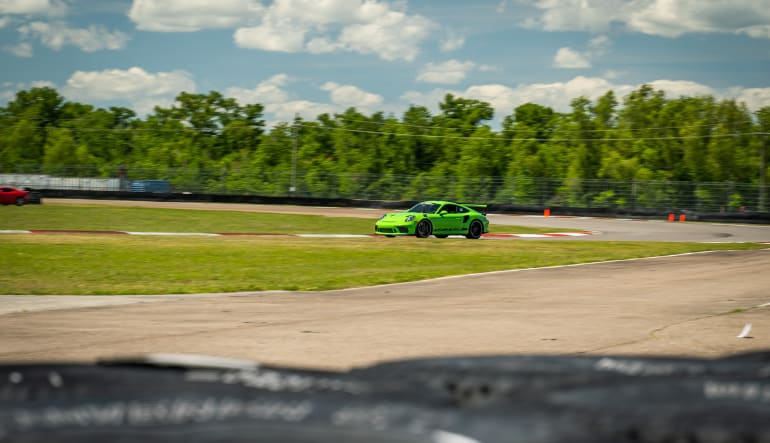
[0,204,765,295]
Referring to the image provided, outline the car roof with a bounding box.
[422,201,478,206]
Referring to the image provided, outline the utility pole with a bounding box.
[760,133,767,212]
[291,113,298,194]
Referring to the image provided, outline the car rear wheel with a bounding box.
[465,220,483,239]
[15,197,24,206]
[415,220,432,238]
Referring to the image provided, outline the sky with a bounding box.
[1,0,770,128]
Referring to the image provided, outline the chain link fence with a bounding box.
[2,166,767,213]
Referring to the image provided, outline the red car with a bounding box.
[0,186,29,206]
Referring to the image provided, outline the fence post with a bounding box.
[760,134,767,212]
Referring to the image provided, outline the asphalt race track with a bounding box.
[488,213,770,243]
[1,248,769,368]
[32,198,770,243]
[0,200,769,368]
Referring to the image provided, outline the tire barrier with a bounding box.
[1,352,768,442]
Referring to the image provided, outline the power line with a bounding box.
[331,117,739,134]
[1,115,761,135]
[306,124,768,142]
[0,121,767,143]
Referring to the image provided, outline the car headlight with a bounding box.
[405,215,415,222]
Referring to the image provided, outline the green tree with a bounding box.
[0,87,64,168]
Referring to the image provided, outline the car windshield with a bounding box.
[407,202,440,214]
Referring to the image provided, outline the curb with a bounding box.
[0,230,593,239]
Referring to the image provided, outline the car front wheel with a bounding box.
[415,219,432,238]
[465,220,483,239]
[15,197,24,206]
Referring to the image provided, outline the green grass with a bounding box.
[0,234,764,295]
[0,203,765,295]
[0,204,568,235]
[0,204,373,234]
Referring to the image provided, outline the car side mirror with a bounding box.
[439,210,448,216]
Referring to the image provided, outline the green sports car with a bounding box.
[374,200,490,239]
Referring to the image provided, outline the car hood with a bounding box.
[379,212,420,223]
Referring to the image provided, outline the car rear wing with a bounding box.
[463,204,487,215]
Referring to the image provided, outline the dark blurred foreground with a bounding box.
[2,351,769,442]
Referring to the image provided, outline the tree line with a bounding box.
[0,85,768,209]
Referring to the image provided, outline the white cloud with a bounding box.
[527,0,770,39]
[647,79,715,98]
[270,0,387,24]
[321,81,383,108]
[0,80,56,103]
[18,21,129,53]
[266,100,338,125]
[234,17,308,52]
[224,73,338,124]
[417,60,477,84]
[129,0,264,32]
[402,76,770,121]
[401,88,452,114]
[439,31,465,52]
[129,0,436,61]
[463,84,521,114]
[0,0,67,16]
[553,35,611,69]
[628,0,770,38]
[509,76,627,111]
[526,0,630,32]
[224,75,382,125]
[236,0,436,61]
[553,47,590,68]
[0,89,13,103]
[225,74,291,105]
[62,67,196,115]
[734,88,770,111]
[324,9,436,61]
[588,35,611,53]
[602,69,626,80]
[4,41,32,57]
[2,1,126,56]
[740,25,770,39]
[305,36,342,54]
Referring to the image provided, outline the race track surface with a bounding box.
[1,200,768,369]
[44,198,770,243]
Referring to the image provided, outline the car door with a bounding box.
[0,188,13,205]
[432,204,464,234]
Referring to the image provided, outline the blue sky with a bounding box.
[1,0,769,127]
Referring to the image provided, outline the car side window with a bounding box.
[441,204,457,213]
[456,206,469,214]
